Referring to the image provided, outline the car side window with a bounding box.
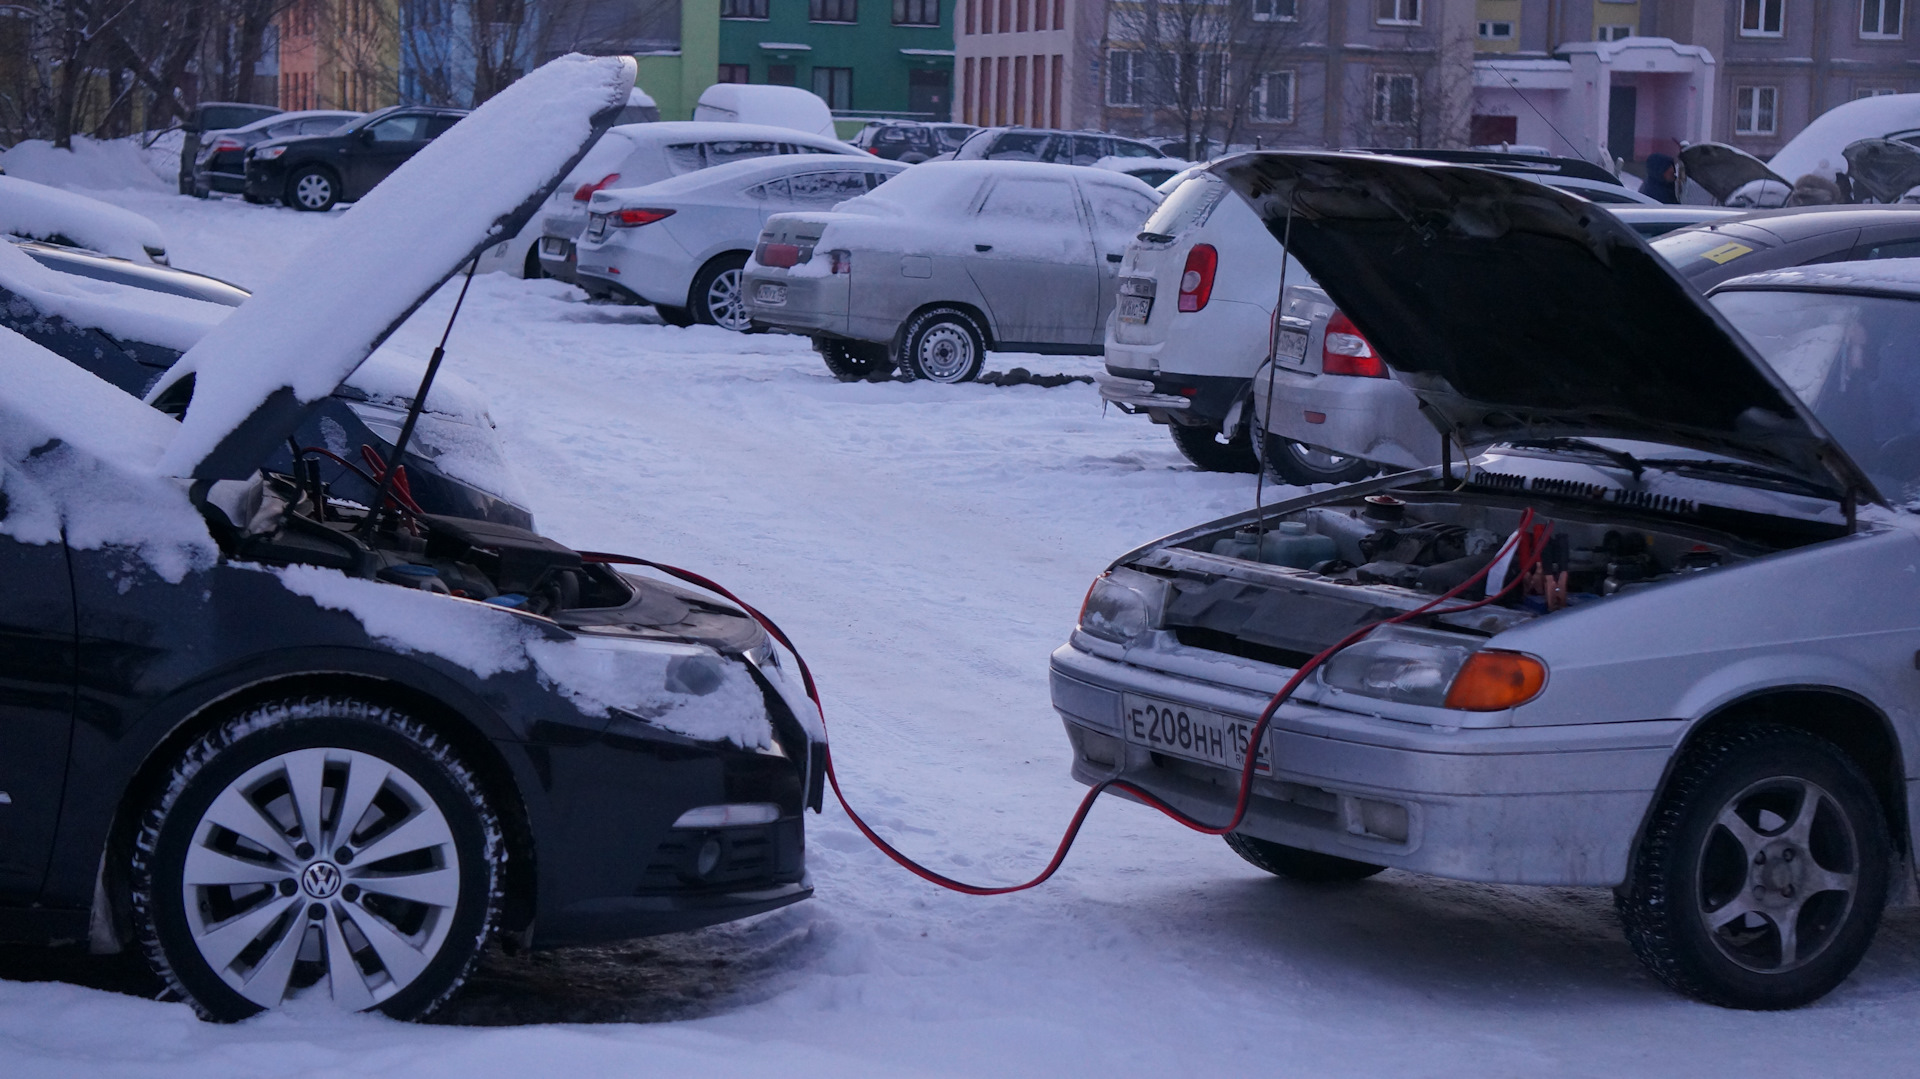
[706,140,780,165]
[267,120,304,138]
[298,117,343,134]
[1860,238,1920,260]
[878,128,908,144]
[978,177,1081,224]
[1109,139,1160,159]
[988,132,1052,161]
[1084,184,1160,236]
[866,171,894,189]
[788,171,871,206]
[368,115,428,142]
[665,143,705,173]
[1068,135,1107,167]
[425,115,460,138]
[747,177,792,201]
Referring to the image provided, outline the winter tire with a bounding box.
[131,695,502,1021]
[655,304,696,328]
[816,338,894,381]
[897,307,986,384]
[1617,724,1889,1010]
[1169,422,1257,473]
[1224,833,1385,882]
[1255,430,1376,486]
[690,253,751,331]
[285,166,340,212]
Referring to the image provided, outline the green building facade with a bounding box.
[716,0,955,130]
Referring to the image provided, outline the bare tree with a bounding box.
[401,0,536,107]
[1344,22,1474,150]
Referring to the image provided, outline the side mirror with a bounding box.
[360,129,377,145]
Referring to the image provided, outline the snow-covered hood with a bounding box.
[1842,139,1920,204]
[1677,143,1785,203]
[1211,151,1877,503]
[148,53,636,482]
[0,176,168,263]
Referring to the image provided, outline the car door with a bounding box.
[348,112,430,197]
[1079,179,1164,340]
[963,175,1098,346]
[0,491,77,902]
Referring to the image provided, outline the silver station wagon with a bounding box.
[1052,151,1920,1010]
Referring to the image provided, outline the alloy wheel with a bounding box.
[1695,776,1860,974]
[706,268,750,331]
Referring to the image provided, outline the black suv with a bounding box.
[852,120,977,163]
[245,105,469,211]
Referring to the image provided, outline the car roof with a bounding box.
[1713,257,1920,300]
[227,110,361,134]
[595,151,905,200]
[1700,204,1920,241]
[601,120,856,151]
[1351,146,1625,185]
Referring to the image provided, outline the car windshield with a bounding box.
[1139,174,1224,238]
[1713,288,1920,502]
[1652,227,1775,278]
[934,126,973,151]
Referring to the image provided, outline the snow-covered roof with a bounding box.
[591,152,904,206]
[0,176,167,262]
[150,53,637,480]
[693,84,838,138]
[1770,93,1920,181]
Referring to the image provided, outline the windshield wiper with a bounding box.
[1511,437,1645,479]
[1637,457,1832,497]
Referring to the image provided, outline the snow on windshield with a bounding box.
[151,53,635,479]
[0,327,214,581]
[0,238,228,352]
[0,176,167,261]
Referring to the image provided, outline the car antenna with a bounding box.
[1252,179,1297,543]
[357,256,482,536]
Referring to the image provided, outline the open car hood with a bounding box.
[150,54,636,481]
[1211,151,1879,504]
[1677,143,1787,203]
[1841,138,1920,204]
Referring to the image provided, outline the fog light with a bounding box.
[674,803,780,828]
[695,837,723,878]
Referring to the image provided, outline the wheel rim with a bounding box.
[916,322,975,382]
[295,174,332,209]
[706,268,750,330]
[1285,441,1354,475]
[1694,776,1859,974]
[181,747,462,1011]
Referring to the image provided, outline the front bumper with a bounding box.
[1050,640,1682,886]
[243,160,288,203]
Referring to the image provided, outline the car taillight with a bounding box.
[1321,309,1386,377]
[573,172,621,202]
[611,207,674,227]
[210,137,243,153]
[1176,244,1217,312]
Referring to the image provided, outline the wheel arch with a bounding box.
[685,248,753,309]
[891,300,996,355]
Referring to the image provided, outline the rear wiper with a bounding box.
[1511,437,1645,479]
[1637,457,1831,497]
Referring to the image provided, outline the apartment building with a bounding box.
[278,0,403,112]
[953,0,1089,128]
[717,0,955,120]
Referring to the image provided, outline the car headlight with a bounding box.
[1320,625,1545,711]
[1077,570,1167,646]
[255,146,287,160]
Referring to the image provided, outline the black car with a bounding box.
[178,101,282,195]
[0,56,818,1022]
[244,105,469,212]
[192,110,362,197]
[853,120,977,163]
[1652,205,1920,290]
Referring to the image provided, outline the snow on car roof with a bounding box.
[592,152,904,204]
[834,159,1100,216]
[1715,257,1920,298]
[0,175,167,261]
[150,53,635,480]
[0,237,227,351]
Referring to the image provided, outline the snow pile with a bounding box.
[0,132,177,191]
[0,176,169,261]
[151,53,636,478]
[0,326,214,581]
[0,239,227,352]
[272,563,774,747]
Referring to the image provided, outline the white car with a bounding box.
[0,176,169,263]
[692,83,838,138]
[575,154,908,329]
[532,121,870,283]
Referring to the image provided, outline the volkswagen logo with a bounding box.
[301,861,343,899]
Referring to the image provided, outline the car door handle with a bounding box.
[1106,253,1122,263]
[975,243,992,252]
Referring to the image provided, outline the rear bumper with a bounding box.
[1049,641,1680,887]
[741,268,851,336]
[1254,365,1438,471]
[537,236,578,284]
[1098,368,1246,427]
[576,235,690,309]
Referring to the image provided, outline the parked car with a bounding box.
[0,175,169,263]
[1652,205,1920,291]
[0,54,821,1023]
[576,155,909,329]
[1097,167,1314,474]
[1606,205,1744,238]
[190,110,362,197]
[693,83,838,138]
[1055,150,1920,1010]
[742,161,1162,382]
[178,100,281,195]
[244,105,469,211]
[853,119,979,163]
[1360,147,1659,205]
[1680,92,1920,207]
[535,122,870,284]
[952,127,1171,169]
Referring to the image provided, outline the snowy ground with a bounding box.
[7,183,1920,1077]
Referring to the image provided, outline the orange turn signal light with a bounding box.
[1443,651,1547,711]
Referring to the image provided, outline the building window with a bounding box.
[1740,0,1784,35]
[1477,20,1513,39]
[721,0,768,17]
[894,0,939,24]
[768,64,796,85]
[1373,72,1417,124]
[1375,0,1420,26]
[1734,86,1778,134]
[813,66,854,108]
[1597,24,1633,40]
[1861,0,1903,36]
[1252,0,1296,20]
[1253,70,1294,121]
[717,63,751,83]
[810,0,857,21]
[1856,86,1899,98]
[1106,50,1143,106]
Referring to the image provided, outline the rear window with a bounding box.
[934,126,973,152]
[1139,173,1224,238]
[707,139,780,165]
[1651,226,1775,278]
[987,132,1053,161]
[1109,139,1162,159]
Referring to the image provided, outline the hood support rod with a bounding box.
[358,256,482,535]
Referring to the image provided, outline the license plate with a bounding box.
[1119,295,1153,324]
[541,237,569,257]
[755,282,787,305]
[1121,694,1271,774]
[586,215,608,241]
[1274,327,1308,363]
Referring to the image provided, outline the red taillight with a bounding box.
[210,137,243,153]
[611,207,674,227]
[1321,309,1386,377]
[573,172,622,202]
[868,147,881,155]
[1176,244,1217,312]
[760,242,802,268]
